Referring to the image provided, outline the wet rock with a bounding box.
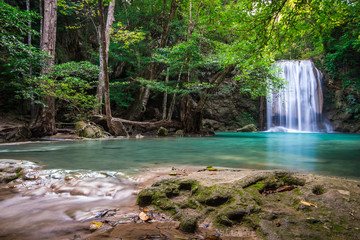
[137,188,157,206]
[164,186,180,198]
[205,195,230,206]
[178,180,194,191]
[75,121,87,132]
[215,215,233,226]
[224,208,247,222]
[215,207,247,227]
[75,121,104,138]
[157,127,168,137]
[175,130,184,137]
[236,124,258,132]
[70,187,92,196]
[179,216,198,233]
[155,198,176,211]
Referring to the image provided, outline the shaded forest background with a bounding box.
[0,0,359,138]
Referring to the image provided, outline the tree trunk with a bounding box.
[181,95,203,133]
[39,0,43,49]
[162,67,169,119]
[180,67,233,133]
[30,0,57,137]
[96,0,115,114]
[167,65,183,120]
[26,0,35,118]
[98,0,128,137]
[129,0,178,120]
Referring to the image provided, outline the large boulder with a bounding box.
[236,124,258,132]
[75,121,104,138]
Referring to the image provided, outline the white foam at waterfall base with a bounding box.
[266,60,333,133]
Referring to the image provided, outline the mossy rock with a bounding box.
[178,180,196,191]
[215,215,233,227]
[157,127,168,137]
[75,121,87,132]
[215,206,248,227]
[175,130,184,137]
[75,121,104,138]
[179,216,198,233]
[222,207,247,222]
[236,124,258,132]
[137,188,158,207]
[164,186,180,198]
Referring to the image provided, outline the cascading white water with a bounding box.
[266,60,332,132]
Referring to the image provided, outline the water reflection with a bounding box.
[0,133,360,178]
[265,133,319,173]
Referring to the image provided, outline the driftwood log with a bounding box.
[92,115,183,136]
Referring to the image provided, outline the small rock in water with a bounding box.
[157,127,168,137]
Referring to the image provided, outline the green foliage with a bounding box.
[0,1,46,111]
[111,22,146,48]
[109,80,135,108]
[234,112,256,126]
[22,61,99,121]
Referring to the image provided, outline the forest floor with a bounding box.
[1,159,360,240]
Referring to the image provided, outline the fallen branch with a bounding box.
[92,115,183,134]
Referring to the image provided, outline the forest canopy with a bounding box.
[0,0,359,135]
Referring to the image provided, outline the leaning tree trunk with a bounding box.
[96,0,115,114]
[30,0,57,137]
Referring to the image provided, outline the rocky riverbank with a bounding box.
[135,168,360,240]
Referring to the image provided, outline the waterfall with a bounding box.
[266,60,332,132]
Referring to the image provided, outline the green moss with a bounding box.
[243,176,266,188]
[15,167,23,174]
[214,214,233,227]
[312,185,325,195]
[250,181,265,191]
[154,198,176,211]
[236,190,244,196]
[3,172,21,183]
[275,172,305,186]
[179,216,198,233]
[332,225,345,231]
[294,188,303,196]
[252,217,261,224]
[137,188,158,206]
[253,196,263,206]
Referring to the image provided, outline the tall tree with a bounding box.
[30,0,58,137]
[96,0,115,115]
[98,0,128,136]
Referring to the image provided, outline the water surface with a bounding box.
[1,132,359,178]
